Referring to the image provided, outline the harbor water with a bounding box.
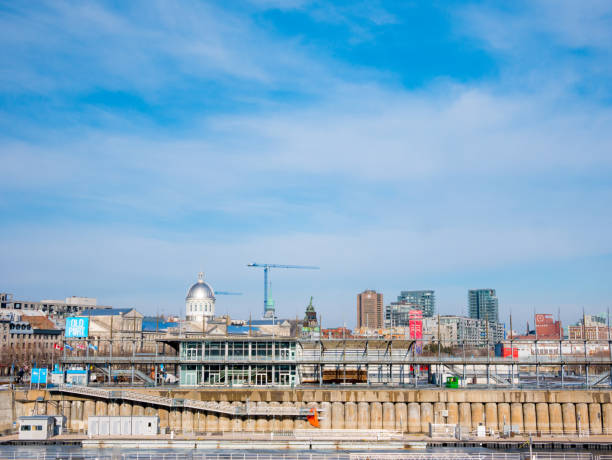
[0,446,600,460]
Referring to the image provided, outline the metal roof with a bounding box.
[227,325,259,335]
[19,415,56,420]
[142,319,178,331]
[80,308,134,316]
[250,319,290,325]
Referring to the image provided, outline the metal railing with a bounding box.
[456,427,612,438]
[51,385,321,417]
[349,455,521,460]
[528,455,593,460]
[0,453,602,460]
[60,354,612,366]
[292,429,403,440]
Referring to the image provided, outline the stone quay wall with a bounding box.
[5,388,612,435]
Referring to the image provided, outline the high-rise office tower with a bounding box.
[396,290,435,317]
[357,290,384,329]
[385,303,420,327]
[468,289,499,323]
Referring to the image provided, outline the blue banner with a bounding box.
[65,317,89,338]
[31,368,47,384]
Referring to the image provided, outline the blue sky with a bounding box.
[1,0,612,329]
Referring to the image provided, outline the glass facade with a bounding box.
[396,291,435,317]
[385,304,418,327]
[468,289,499,323]
[178,340,297,387]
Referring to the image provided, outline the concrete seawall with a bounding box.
[5,388,612,435]
[0,389,14,434]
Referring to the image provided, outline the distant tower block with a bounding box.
[357,290,383,329]
[185,272,216,321]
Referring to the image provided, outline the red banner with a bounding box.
[409,310,423,340]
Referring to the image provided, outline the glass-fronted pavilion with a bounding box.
[176,338,297,386]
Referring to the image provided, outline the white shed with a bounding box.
[18,416,56,441]
[132,416,158,435]
[87,416,158,436]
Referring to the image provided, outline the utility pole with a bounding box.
[534,308,539,388]
[510,313,514,388]
[583,308,587,388]
[606,307,612,388]
[437,314,441,387]
[485,311,490,389]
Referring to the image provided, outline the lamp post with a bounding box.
[529,434,533,460]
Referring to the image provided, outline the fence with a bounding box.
[0,452,605,460]
[349,454,522,460]
[528,455,593,460]
[293,429,402,440]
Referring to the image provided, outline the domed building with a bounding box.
[185,272,216,321]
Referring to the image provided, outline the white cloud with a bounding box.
[1,214,610,325]
[1,0,612,327]
[210,85,612,180]
[459,0,612,52]
[455,0,612,97]
[4,82,611,227]
[0,0,334,95]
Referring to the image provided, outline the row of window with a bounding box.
[1,342,60,349]
[2,334,58,340]
[180,364,296,385]
[181,341,296,360]
[187,302,213,313]
[2,303,83,312]
[20,425,44,431]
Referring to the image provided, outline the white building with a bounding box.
[185,272,216,321]
[88,416,158,436]
[422,317,457,344]
[18,415,63,440]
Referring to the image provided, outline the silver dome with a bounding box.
[186,272,215,300]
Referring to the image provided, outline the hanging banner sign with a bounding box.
[65,317,89,338]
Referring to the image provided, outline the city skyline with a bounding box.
[1,2,611,328]
[1,281,605,331]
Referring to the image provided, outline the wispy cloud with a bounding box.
[459,0,612,52]
[0,0,333,96]
[0,0,611,325]
[455,0,612,97]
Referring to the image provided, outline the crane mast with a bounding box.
[247,263,319,318]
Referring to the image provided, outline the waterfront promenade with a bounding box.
[4,428,612,452]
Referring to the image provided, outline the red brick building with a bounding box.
[321,327,353,339]
[535,313,562,339]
